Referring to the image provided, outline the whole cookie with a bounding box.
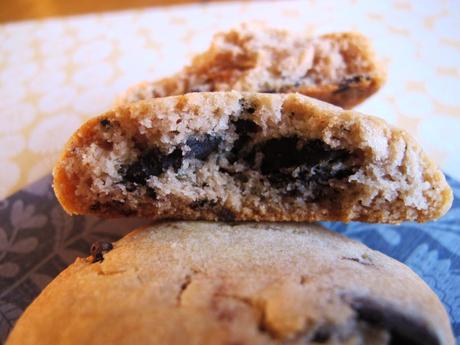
[53,92,452,223]
[118,24,385,109]
[7,222,454,345]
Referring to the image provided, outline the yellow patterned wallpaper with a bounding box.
[0,0,459,199]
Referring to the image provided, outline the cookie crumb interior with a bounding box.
[68,98,361,219]
[57,93,451,222]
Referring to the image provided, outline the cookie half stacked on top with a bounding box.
[53,92,451,223]
[7,25,454,345]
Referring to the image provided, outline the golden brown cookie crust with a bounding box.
[6,222,455,345]
[118,25,386,109]
[53,92,452,223]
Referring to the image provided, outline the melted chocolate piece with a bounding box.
[122,148,165,185]
[121,147,183,186]
[146,187,157,199]
[229,119,261,163]
[239,98,257,114]
[120,134,222,189]
[100,119,112,128]
[254,138,355,187]
[90,240,113,263]
[234,119,259,134]
[350,296,440,345]
[185,135,221,160]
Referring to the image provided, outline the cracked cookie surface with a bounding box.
[6,222,454,345]
[117,24,385,109]
[53,92,451,223]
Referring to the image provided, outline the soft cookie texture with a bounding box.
[6,222,454,345]
[118,25,385,109]
[53,92,451,223]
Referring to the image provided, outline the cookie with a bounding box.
[6,221,454,345]
[53,92,452,223]
[118,25,385,109]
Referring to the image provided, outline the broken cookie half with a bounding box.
[118,25,385,109]
[53,92,452,223]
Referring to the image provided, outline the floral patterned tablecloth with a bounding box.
[1,0,459,343]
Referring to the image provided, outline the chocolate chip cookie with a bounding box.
[53,92,451,223]
[6,222,454,345]
[118,25,385,109]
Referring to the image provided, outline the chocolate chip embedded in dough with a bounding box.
[349,296,440,345]
[217,208,236,222]
[311,325,332,343]
[146,187,157,199]
[190,199,217,209]
[234,119,260,135]
[239,98,257,114]
[333,75,372,94]
[99,119,112,128]
[185,135,222,160]
[123,148,164,185]
[90,240,113,263]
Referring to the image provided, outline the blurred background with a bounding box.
[0,0,233,22]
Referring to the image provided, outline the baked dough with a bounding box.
[6,221,454,345]
[118,25,385,109]
[53,92,451,223]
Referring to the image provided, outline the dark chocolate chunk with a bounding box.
[234,119,260,134]
[236,137,359,200]
[125,182,137,192]
[255,138,354,183]
[334,75,372,94]
[146,187,157,199]
[349,296,440,345]
[239,98,257,114]
[100,119,112,128]
[90,240,113,263]
[259,137,301,174]
[217,208,236,222]
[121,147,184,186]
[258,139,348,175]
[185,135,221,160]
[122,148,164,185]
[228,119,261,163]
[311,325,331,343]
[162,148,183,170]
[190,199,217,209]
